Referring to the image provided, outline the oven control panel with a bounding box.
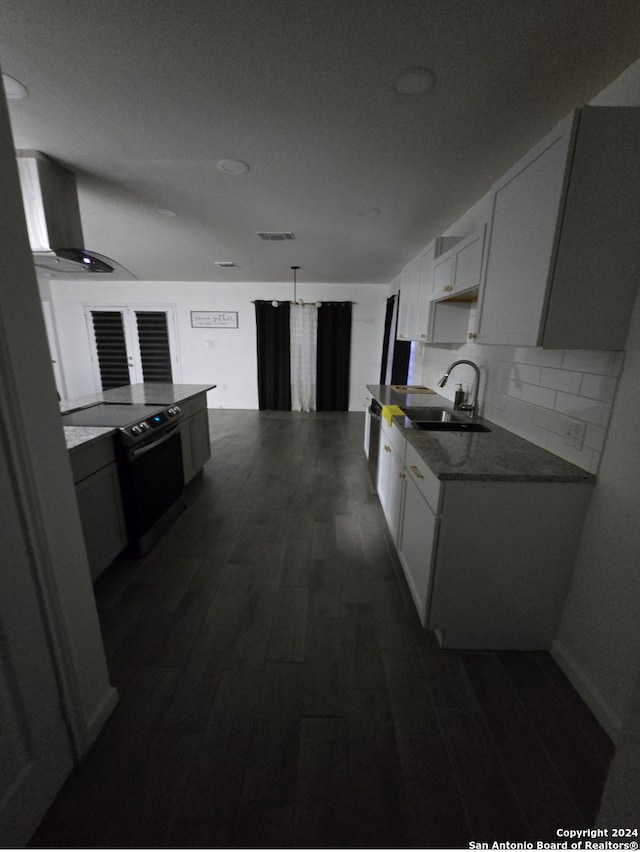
[120,405,182,445]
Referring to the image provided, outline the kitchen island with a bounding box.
[367,384,594,650]
[62,383,215,579]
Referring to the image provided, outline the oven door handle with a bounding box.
[130,424,182,459]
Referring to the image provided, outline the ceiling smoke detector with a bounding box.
[256,231,294,241]
[393,66,436,96]
[217,159,249,175]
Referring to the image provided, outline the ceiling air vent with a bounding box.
[256,231,294,241]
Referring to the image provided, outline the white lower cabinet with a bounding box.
[70,436,127,581]
[179,394,212,483]
[376,420,405,545]
[376,421,593,649]
[398,473,438,626]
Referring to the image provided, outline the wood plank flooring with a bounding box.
[29,410,614,848]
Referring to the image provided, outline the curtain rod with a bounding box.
[251,300,355,305]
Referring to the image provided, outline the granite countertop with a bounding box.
[60,383,216,413]
[64,425,117,451]
[61,383,216,450]
[367,384,594,483]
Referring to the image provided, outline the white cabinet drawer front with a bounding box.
[179,393,207,418]
[380,417,406,461]
[398,475,438,627]
[405,441,441,513]
[70,434,116,483]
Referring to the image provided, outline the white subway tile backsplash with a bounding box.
[609,351,625,376]
[513,419,551,447]
[507,379,523,399]
[531,405,568,436]
[525,348,564,368]
[580,373,618,402]
[585,423,607,453]
[539,367,583,394]
[414,337,621,473]
[511,363,541,385]
[554,392,610,427]
[521,383,556,409]
[561,350,617,374]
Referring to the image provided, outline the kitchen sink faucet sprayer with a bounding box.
[437,359,480,418]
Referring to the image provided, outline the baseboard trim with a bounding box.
[82,686,119,755]
[551,639,621,742]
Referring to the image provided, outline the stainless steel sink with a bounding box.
[401,406,469,423]
[409,420,491,432]
[401,406,491,432]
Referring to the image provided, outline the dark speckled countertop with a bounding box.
[61,383,216,450]
[60,383,216,413]
[367,384,593,483]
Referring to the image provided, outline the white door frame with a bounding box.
[84,304,182,391]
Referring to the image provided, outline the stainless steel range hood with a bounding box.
[16,150,135,279]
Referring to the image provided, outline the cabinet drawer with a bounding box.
[405,441,441,513]
[70,434,117,483]
[178,392,207,418]
[380,417,406,461]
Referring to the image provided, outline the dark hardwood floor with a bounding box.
[30,410,614,849]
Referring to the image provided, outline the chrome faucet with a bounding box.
[437,359,481,418]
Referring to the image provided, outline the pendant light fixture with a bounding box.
[291,265,302,304]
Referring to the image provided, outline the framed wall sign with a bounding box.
[190,311,238,329]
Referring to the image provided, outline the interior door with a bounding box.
[0,437,74,846]
[85,305,181,391]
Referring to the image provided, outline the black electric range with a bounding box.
[62,402,182,446]
[62,402,185,555]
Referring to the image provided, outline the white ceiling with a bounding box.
[2,0,640,284]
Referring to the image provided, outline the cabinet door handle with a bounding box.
[410,464,424,479]
[443,284,454,293]
[384,445,391,453]
[399,472,406,479]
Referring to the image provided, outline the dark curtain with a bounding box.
[316,301,352,411]
[379,295,396,384]
[255,300,292,410]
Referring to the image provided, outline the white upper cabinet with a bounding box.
[396,237,461,342]
[429,226,486,344]
[396,255,421,341]
[477,107,640,349]
[414,244,436,340]
[431,228,485,301]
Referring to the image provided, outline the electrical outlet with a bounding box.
[563,418,586,450]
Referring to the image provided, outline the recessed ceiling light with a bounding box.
[393,67,436,96]
[155,208,177,218]
[217,159,250,175]
[2,73,28,100]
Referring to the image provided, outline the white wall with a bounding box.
[49,279,387,411]
[554,287,640,734]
